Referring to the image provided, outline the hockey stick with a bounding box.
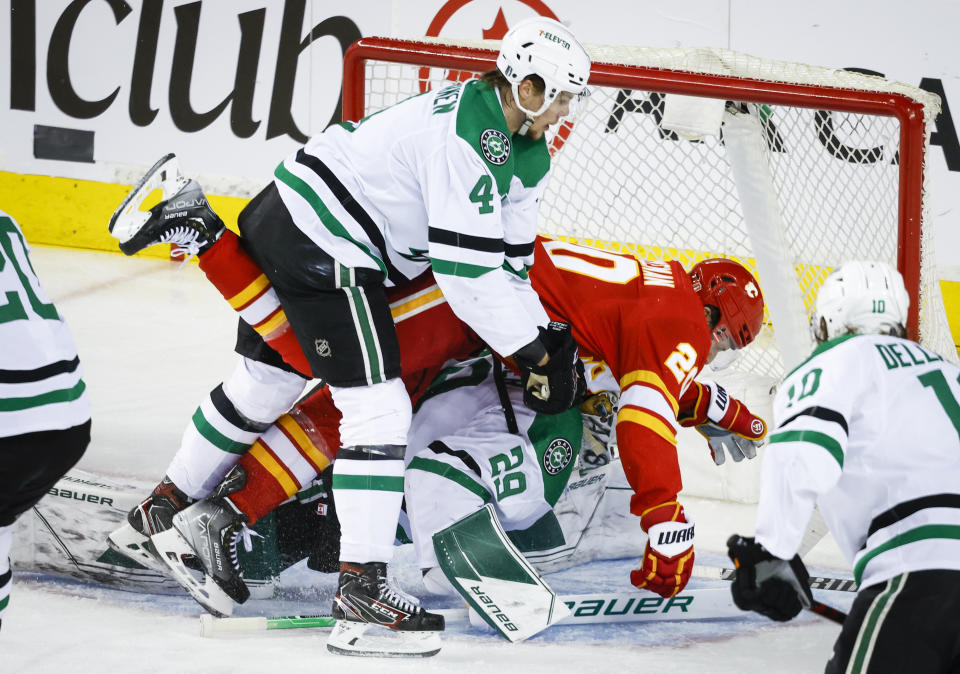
[199,588,742,636]
[692,564,858,593]
[693,565,849,624]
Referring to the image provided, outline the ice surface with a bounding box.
[2,246,855,672]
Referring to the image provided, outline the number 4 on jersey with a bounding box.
[469,175,494,215]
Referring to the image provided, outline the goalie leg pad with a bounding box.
[432,503,569,642]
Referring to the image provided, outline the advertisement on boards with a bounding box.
[1,0,958,274]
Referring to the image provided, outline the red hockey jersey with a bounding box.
[529,238,712,515]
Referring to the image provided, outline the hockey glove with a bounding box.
[631,502,695,598]
[515,321,587,415]
[726,534,813,622]
[679,382,767,465]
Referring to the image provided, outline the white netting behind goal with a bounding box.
[349,39,954,501]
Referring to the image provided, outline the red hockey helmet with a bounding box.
[690,258,764,349]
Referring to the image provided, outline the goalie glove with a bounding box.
[679,381,767,465]
[514,321,587,415]
[630,502,695,598]
[726,535,813,622]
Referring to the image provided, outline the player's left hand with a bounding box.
[726,534,813,622]
[698,424,762,464]
[679,381,767,465]
[631,502,695,598]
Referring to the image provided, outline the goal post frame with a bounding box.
[342,36,930,342]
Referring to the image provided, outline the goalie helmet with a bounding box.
[496,16,591,118]
[690,258,764,350]
[811,260,909,343]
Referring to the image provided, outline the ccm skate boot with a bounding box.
[109,153,224,260]
[327,562,444,658]
[107,476,194,574]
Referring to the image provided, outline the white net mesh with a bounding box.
[353,40,955,501]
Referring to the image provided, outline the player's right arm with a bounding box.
[614,315,710,598]
[754,347,856,560]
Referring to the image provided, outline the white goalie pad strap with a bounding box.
[109,153,188,244]
[432,503,568,642]
[646,518,695,558]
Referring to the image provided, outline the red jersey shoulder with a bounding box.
[530,238,711,384]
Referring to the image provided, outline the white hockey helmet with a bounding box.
[811,260,910,343]
[496,16,591,117]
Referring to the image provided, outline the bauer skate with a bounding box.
[108,153,224,260]
[327,562,444,658]
[152,496,253,617]
[106,476,194,575]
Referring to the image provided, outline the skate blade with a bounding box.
[106,521,170,576]
[109,153,187,245]
[151,527,235,618]
[326,621,442,658]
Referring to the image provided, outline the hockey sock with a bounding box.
[166,360,306,499]
[198,231,311,375]
[229,403,338,525]
[333,448,405,563]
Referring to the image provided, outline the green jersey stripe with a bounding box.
[407,456,492,501]
[430,258,497,279]
[191,409,250,455]
[769,429,844,468]
[332,474,404,492]
[0,594,8,611]
[853,524,960,584]
[274,162,386,276]
[0,379,86,412]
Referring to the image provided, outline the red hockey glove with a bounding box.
[630,502,695,598]
[679,381,767,465]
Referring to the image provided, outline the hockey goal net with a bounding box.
[342,37,953,502]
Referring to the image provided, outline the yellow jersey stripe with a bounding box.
[620,369,679,415]
[618,408,677,445]
[390,287,444,321]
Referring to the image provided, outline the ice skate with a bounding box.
[327,562,444,658]
[152,495,253,617]
[106,476,194,575]
[109,153,224,260]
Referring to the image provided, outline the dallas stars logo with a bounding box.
[543,438,573,475]
[480,128,510,165]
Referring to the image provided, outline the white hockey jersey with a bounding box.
[272,79,551,357]
[0,211,90,437]
[755,334,960,589]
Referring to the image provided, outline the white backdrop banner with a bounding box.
[1,0,957,270]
